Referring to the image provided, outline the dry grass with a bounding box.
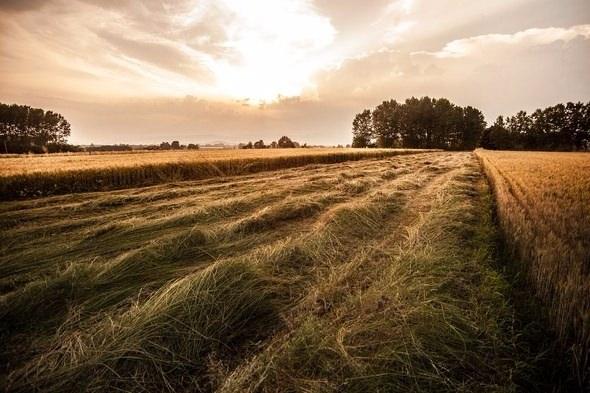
[0,152,554,392]
[476,149,590,387]
[0,148,433,199]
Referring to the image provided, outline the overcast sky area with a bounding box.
[1,0,589,145]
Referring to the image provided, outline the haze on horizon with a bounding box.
[1,0,589,146]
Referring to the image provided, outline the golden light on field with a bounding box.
[0,148,434,198]
[476,149,590,376]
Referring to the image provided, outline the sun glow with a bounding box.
[204,0,337,102]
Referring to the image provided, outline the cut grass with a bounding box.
[219,160,526,392]
[8,260,278,393]
[0,152,564,392]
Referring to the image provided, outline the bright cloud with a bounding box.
[205,0,337,101]
[421,24,590,58]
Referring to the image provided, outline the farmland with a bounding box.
[476,149,590,385]
[1,149,586,392]
[0,148,431,199]
[1,151,553,392]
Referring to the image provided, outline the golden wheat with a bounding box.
[476,149,590,382]
[0,148,433,199]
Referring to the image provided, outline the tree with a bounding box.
[478,102,589,151]
[187,143,199,150]
[171,140,180,149]
[399,97,434,148]
[352,109,373,147]
[254,139,266,149]
[574,102,590,150]
[160,142,171,150]
[372,100,402,148]
[352,97,486,150]
[278,136,296,148]
[481,116,514,150]
[0,103,72,153]
[461,106,486,150]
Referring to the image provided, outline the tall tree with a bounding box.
[372,100,402,148]
[482,116,512,150]
[0,103,72,153]
[352,109,373,148]
[461,106,486,150]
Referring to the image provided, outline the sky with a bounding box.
[1,0,589,145]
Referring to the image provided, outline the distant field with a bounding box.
[0,152,545,392]
[0,148,432,199]
[476,149,590,383]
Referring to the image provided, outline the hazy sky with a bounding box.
[1,0,589,145]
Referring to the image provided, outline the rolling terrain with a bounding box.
[0,151,551,392]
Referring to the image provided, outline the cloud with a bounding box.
[309,23,590,123]
[96,31,213,81]
[0,0,47,12]
[417,24,590,58]
[0,0,340,102]
[1,1,590,145]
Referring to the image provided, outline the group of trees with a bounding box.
[0,103,74,153]
[352,98,590,151]
[4,98,588,155]
[480,102,590,151]
[0,102,208,154]
[156,141,199,150]
[240,136,304,149]
[74,142,200,152]
[352,97,485,150]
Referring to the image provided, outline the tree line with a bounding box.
[352,97,590,151]
[84,142,199,152]
[352,97,485,150]
[239,136,306,149]
[0,103,73,153]
[480,102,590,151]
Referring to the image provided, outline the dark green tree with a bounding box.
[0,103,72,153]
[254,139,266,149]
[481,116,514,150]
[372,101,402,148]
[461,106,486,150]
[352,109,373,147]
[277,136,296,148]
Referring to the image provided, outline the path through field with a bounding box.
[0,152,542,392]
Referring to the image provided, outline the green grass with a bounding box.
[0,152,561,392]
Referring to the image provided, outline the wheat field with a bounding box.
[0,148,432,199]
[476,149,590,385]
[0,151,552,392]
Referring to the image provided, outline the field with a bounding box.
[0,148,431,199]
[1,151,556,392]
[476,149,590,385]
[2,149,587,392]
